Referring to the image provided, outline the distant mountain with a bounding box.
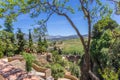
[23,34,88,41]
[46,34,88,41]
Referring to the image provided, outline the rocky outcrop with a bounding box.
[58,78,70,80]
[64,74,78,80]
[0,58,53,80]
[8,56,24,62]
[9,60,26,71]
[0,60,41,80]
[32,63,52,79]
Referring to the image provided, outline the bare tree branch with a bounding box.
[89,70,100,80]
[46,1,87,50]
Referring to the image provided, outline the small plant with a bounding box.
[52,51,68,67]
[22,52,35,72]
[51,63,65,80]
[69,62,80,78]
[0,52,3,58]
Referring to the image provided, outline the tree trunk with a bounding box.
[80,50,100,80]
[80,49,91,80]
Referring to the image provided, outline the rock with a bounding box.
[0,75,4,80]
[0,58,8,62]
[58,78,70,80]
[0,60,42,80]
[32,63,52,79]
[46,53,52,62]
[64,74,78,80]
[9,60,26,71]
[8,56,24,62]
[36,54,49,66]
[29,68,45,77]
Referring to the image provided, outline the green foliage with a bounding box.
[52,51,68,67]
[4,17,13,33]
[91,17,120,79]
[92,17,118,39]
[37,36,48,53]
[22,52,35,72]
[91,18,118,65]
[51,63,65,79]
[28,29,33,50]
[99,68,120,80]
[50,51,70,79]
[110,37,120,71]
[43,38,48,48]
[0,30,16,56]
[50,50,81,78]
[0,40,4,58]
[16,28,26,54]
[69,62,80,78]
[37,36,42,53]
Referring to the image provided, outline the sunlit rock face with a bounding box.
[0,58,54,80]
[0,60,41,80]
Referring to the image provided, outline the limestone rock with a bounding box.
[9,60,26,71]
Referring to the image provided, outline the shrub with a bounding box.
[52,51,68,67]
[69,62,80,78]
[0,52,3,58]
[22,52,35,72]
[51,63,64,79]
[99,68,120,80]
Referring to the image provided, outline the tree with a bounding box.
[4,17,13,33]
[92,17,118,39]
[34,25,48,53]
[37,36,43,53]
[28,29,33,50]
[0,0,112,80]
[109,0,120,15]
[4,17,15,43]
[0,30,16,56]
[43,38,48,49]
[90,17,119,79]
[16,28,25,54]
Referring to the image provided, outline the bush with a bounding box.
[99,68,120,80]
[0,40,4,58]
[0,31,16,56]
[52,51,68,67]
[22,52,35,72]
[69,62,80,78]
[51,63,65,79]
[0,52,3,58]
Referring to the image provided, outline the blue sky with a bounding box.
[0,0,120,36]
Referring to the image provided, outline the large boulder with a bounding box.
[32,63,52,79]
[8,56,24,62]
[9,60,26,71]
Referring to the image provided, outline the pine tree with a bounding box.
[4,18,15,43]
[43,37,48,49]
[28,29,33,51]
[4,18,13,33]
[37,36,42,53]
[16,28,25,54]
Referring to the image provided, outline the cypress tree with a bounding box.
[37,36,42,53]
[28,29,33,51]
[16,28,25,54]
[43,37,48,48]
